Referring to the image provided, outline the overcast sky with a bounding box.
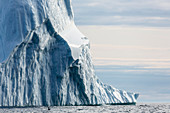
[72,0,170,27]
[78,26,170,103]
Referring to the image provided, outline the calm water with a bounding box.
[0,103,170,113]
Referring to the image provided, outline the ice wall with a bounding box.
[0,0,138,106]
[0,0,73,63]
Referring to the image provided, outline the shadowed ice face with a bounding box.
[0,0,73,63]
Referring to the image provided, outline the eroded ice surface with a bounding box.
[0,0,73,62]
[0,0,138,106]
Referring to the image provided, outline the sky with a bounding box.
[72,0,170,27]
[72,0,170,103]
[78,26,170,103]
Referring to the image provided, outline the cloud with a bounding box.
[95,64,170,102]
[78,26,170,64]
[93,57,170,69]
[72,0,170,26]
[87,2,100,7]
[91,44,170,51]
[89,44,170,66]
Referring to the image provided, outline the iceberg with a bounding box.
[0,0,138,106]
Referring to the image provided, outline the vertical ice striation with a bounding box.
[0,0,138,106]
[0,0,73,63]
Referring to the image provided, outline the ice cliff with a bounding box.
[0,0,138,106]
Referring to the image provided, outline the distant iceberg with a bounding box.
[0,0,138,106]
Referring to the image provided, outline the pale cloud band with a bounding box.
[78,25,170,74]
